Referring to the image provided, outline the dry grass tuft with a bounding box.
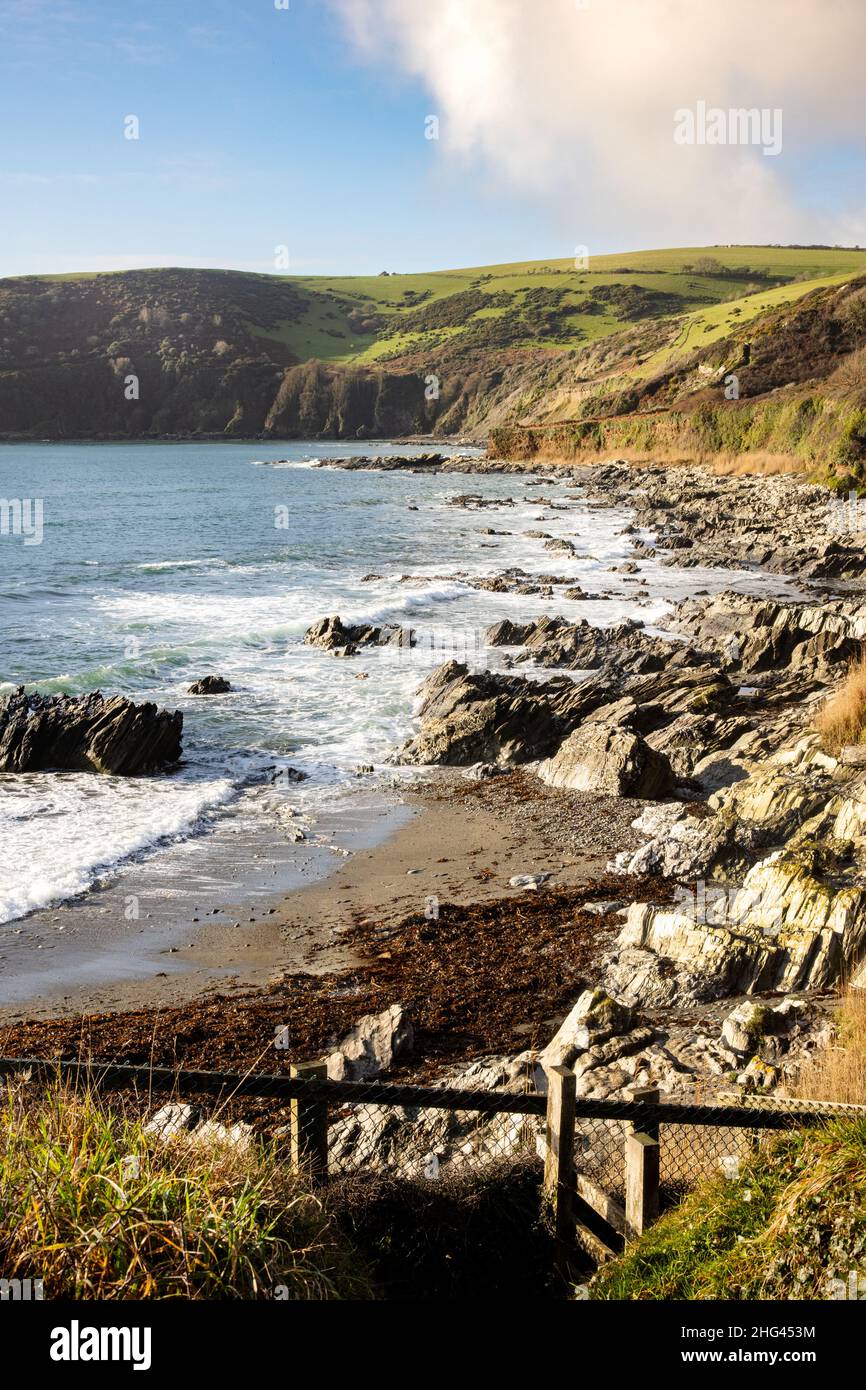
[815,653,866,753]
[711,451,803,476]
[0,1079,371,1300]
[794,990,866,1107]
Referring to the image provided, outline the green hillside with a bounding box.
[2,245,865,443]
[278,246,866,364]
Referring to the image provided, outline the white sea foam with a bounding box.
[0,773,236,925]
[0,441,806,928]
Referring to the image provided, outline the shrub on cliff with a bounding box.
[815,653,866,752]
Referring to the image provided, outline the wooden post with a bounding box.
[624,1085,659,1242]
[290,1061,329,1187]
[544,1065,577,1268]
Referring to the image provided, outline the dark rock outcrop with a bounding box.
[397,661,611,766]
[188,675,232,695]
[304,616,416,656]
[537,723,674,798]
[486,614,701,674]
[0,688,182,774]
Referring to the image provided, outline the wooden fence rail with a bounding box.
[0,1054,836,1272]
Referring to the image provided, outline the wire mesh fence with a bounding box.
[326,1074,544,1180]
[572,1103,810,1211]
[0,1054,854,1238]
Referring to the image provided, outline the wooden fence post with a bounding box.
[624,1085,659,1242]
[544,1064,577,1268]
[290,1061,329,1187]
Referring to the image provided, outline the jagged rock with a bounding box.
[446,493,514,509]
[486,613,698,676]
[397,660,611,766]
[710,760,836,840]
[0,688,182,775]
[304,615,415,653]
[327,1051,540,1175]
[789,775,866,856]
[611,808,730,880]
[144,1103,199,1140]
[722,1000,770,1054]
[145,1104,254,1151]
[646,712,753,781]
[607,847,866,1005]
[673,590,866,686]
[189,1119,254,1151]
[326,1003,414,1081]
[539,723,674,798]
[736,1056,779,1092]
[188,675,231,694]
[612,735,846,881]
[271,765,308,784]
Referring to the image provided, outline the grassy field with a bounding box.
[14,245,866,369]
[274,246,866,365]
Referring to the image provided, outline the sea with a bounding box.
[0,440,803,934]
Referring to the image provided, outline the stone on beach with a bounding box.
[508,872,552,890]
[326,1003,414,1081]
[537,723,674,798]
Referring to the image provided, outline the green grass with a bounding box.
[0,1079,371,1300]
[633,270,857,379]
[11,246,866,368]
[589,1116,866,1301]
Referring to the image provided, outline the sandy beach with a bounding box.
[0,772,653,1064]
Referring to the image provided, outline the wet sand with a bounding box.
[0,772,648,1027]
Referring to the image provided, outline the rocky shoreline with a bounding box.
[3,454,866,1175]
[310,457,866,1116]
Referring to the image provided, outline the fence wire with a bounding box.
[326,1075,543,1181]
[0,1053,851,1209]
[572,1107,809,1210]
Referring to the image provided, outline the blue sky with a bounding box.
[0,0,548,277]
[1,0,864,279]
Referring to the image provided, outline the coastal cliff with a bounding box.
[4,249,866,484]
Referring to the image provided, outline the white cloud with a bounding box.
[330,0,866,248]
